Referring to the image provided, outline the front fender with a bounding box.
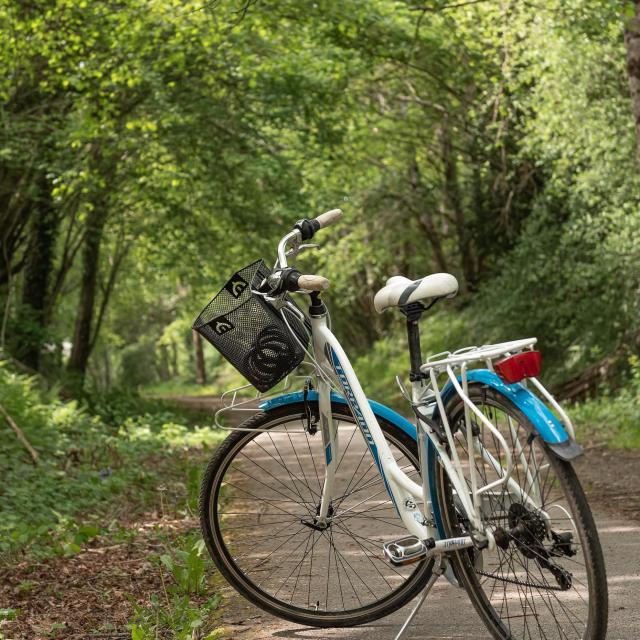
[259,390,417,441]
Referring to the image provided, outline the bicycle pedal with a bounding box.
[383,536,428,566]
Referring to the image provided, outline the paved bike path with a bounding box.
[219,510,638,639]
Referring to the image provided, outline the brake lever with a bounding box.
[285,243,320,258]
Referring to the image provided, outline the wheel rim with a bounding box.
[207,410,429,617]
[438,390,597,639]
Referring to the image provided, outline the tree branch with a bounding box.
[0,402,39,464]
[88,235,131,354]
[409,0,493,12]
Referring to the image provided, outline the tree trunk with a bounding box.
[103,347,111,389]
[439,121,476,291]
[16,178,57,370]
[0,197,31,287]
[170,341,179,377]
[193,330,206,385]
[157,344,170,381]
[67,206,108,377]
[408,155,450,273]
[418,213,450,273]
[625,1,640,152]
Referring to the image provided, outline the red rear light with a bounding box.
[494,351,541,384]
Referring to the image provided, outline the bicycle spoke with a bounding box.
[210,410,426,615]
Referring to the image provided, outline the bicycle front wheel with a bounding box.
[200,401,433,628]
[435,384,608,640]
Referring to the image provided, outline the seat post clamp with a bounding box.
[399,302,426,322]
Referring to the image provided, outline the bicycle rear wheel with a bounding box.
[200,402,433,627]
[434,384,608,640]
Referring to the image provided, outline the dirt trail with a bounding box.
[163,392,640,521]
[164,393,640,518]
[574,445,640,522]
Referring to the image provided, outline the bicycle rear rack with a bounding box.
[421,337,574,438]
[416,338,574,533]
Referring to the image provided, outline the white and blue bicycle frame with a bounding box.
[211,218,586,639]
[249,225,582,562]
[261,310,582,557]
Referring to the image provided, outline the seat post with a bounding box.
[401,303,425,383]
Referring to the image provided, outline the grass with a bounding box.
[2,348,638,638]
[142,366,248,399]
[143,379,223,397]
[129,531,224,640]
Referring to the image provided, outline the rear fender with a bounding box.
[436,369,576,449]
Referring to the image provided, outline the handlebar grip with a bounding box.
[314,208,343,229]
[294,209,342,240]
[297,274,330,292]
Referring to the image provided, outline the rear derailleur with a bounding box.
[493,503,575,591]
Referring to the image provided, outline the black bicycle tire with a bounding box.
[199,402,434,628]
[434,384,608,640]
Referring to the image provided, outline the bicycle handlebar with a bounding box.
[274,268,330,293]
[275,208,342,292]
[294,208,343,241]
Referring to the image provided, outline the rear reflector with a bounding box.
[494,351,542,384]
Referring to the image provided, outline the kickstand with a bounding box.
[394,555,447,640]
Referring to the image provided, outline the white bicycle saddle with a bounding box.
[374,273,459,313]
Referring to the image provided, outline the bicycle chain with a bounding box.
[475,569,566,591]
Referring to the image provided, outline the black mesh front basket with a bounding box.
[193,260,310,392]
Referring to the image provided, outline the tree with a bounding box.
[193,331,206,386]
[625,0,640,151]
[15,198,58,370]
[1,0,638,392]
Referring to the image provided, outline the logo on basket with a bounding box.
[225,274,249,298]
[212,317,234,335]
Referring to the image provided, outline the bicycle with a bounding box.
[193,209,608,639]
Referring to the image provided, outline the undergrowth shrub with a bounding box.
[0,362,223,562]
[130,535,222,640]
[354,309,469,410]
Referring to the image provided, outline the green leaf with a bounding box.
[0,609,19,621]
[130,623,146,640]
[77,524,100,541]
[160,554,174,573]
